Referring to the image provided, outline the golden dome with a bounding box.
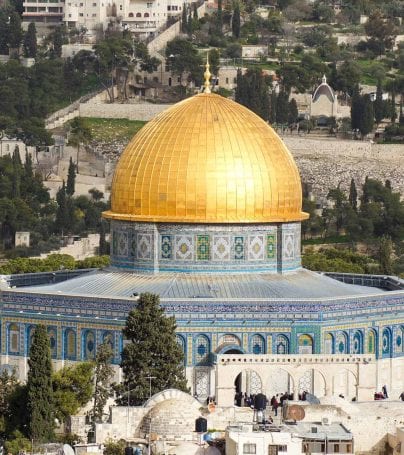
[103,93,308,224]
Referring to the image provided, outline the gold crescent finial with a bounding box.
[204,52,211,94]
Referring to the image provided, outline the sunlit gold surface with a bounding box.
[103,93,308,223]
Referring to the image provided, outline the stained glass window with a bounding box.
[298,334,313,354]
[195,335,209,364]
[382,328,392,357]
[9,324,19,354]
[367,330,376,354]
[337,332,348,354]
[84,331,96,360]
[276,335,289,354]
[48,328,57,358]
[352,331,363,354]
[65,329,76,360]
[324,333,334,354]
[251,335,265,354]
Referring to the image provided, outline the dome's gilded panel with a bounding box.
[103,93,308,223]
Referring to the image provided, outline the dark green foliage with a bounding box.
[66,157,76,196]
[23,22,37,58]
[303,248,374,274]
[235,68,270,121]
[0,369,20,437]
[275,91,289,124]
[53,362,94,422]
[379,235,393,274]
[348,178,358,211]
[91,342,114,423]
[181,4,187,33]
[68,117,92,174]
[119,293,188,405]
[232,2,240,39]
[52,26,63,58]
[373,79,385,124]
[7,12,23,51]
[365,9,397,56]
[217,0,223,33]
[27,325,54,442]
[55,182,69,234]
[288,98,298,125]
[165,38,203,87]
[360,94,374,136]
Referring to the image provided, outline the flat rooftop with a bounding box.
[9,268,390,300]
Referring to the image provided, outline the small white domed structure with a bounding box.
[310,75,338,121]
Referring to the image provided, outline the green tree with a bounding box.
[232,1,241,39]
[165,38,203,89]
[276,91,289,125]
[12,146,21,199]
[91,342,114,423]
[365,9,397,56]
[53,362,94,422]
[8,12,23,55]
[379,235,393,274]
[235,68,270,121]
[52,26,63,58]
[118,293,188,405]
[217,0,223,33]
[359,94,374,137]
[66,156,76,196]
[99,220,109,255]
[374,79,385,124]
[288,98,298,125]
[0,368,19,437]
[181,4,187,33]
[68,117,92,173]
[23,22,37,58]
[55,182,69,234]
[348,178,358,211]
[27,325,54,442]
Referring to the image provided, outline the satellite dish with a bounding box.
[285,405,305,421]
[63,444,75,455]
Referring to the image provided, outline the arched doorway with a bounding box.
[298,334,313,354]
[266,368,294,397]
[234,369,262,406]
[332,369,357,400]
[216,334,243,354]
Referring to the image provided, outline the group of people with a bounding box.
[235,391,308,416]
[374,385,389,401]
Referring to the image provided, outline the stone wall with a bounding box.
[79,102,169,121]
[282,137,404,199]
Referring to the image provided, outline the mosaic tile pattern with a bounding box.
[267,234,276,259]
[197,235,210,260]
[175,235,194,261]
[248,235,265,261]
[161,235,172,259]
[234,236,244,260]
[212,236,231,261]
[137,234,152,260]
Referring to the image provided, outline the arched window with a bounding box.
[83,331,96,360]
[136,12,141,17]
[336,331,348,354]
[26,325,36,355]
[352,331,363,354]
[195,335,210,364]
[298,334,313,354]
[324,333,334,354]
[396,326,404,353]
[103,331,114,351]
[251,334,265,354]
[367,329,376,354]
[8,324,20,354]
[382,327,393,358]
[276,335,289,354]
[176,334,186,365]
[128,12,134,17]
[144,12,149,17]
[47,327,57,358]
[64,329,76,360]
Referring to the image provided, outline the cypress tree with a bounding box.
[276,91,289,125]
[288,98,298,125]
[66,156,76,196]
[55,181,69,234]
[269,92,277,124]
[181,4,187,33]
[391,91,397,123]
[8,12,23,54]
[193,3,198,20]
[12,146,21,199]
[24,151,33,179]
[53,26,63,58]
[217,0,223,33]
[119,293,188,405]
[348,178,358,211]
[379,235,393,275]
[350,84,362,132]
[188,9,192,35]
[27,325,54,442]
[232,2,241,39]
[23,22,37,58]
[373,79,384,124]
[359,94,374,137]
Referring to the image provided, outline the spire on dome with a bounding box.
[322,74,327,84]
[203,53,211,94]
